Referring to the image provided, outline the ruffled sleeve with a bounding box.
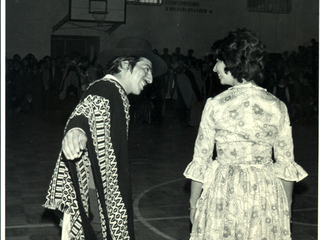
[273,103,308,182]
[273,161,308,182]
[183,98,216,183]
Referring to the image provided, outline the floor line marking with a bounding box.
[5,216,317,230]
[136,216,189,221]
[7,185,316,231]
[133,178,318,238]
[292,208,318,212]
[291,221,318,227]
[133,178,185,240]
[6,223,57,229]
[5,216,188,230]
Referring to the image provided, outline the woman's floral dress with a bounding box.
[184,83,308,240]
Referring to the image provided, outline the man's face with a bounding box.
[126,57,153,95]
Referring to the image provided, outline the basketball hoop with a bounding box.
[92,12,106,26]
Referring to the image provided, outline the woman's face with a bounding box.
[213,59,236,86]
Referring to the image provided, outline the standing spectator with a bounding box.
[297,68,314,124]
[40,59,51,112]
[160,47,172,67]
[273,78,290,105]
[59,52,82,122]
[201,53,218,98]
[21,57,32,75]
[172,58,200,124]
[12,62,28,113]
[13,53,21,62]
[59,52,82,100]
[27,63,43,114]
[174,47,185,61]
[185,49,198,68]
[50,58,63,109]
[86,57,105,86]
[188,59,205,126]
[78,56,90,91]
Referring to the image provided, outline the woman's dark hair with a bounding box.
[106,56,141,75]
[212,28,266,84]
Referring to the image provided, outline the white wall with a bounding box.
[6,0,319,60]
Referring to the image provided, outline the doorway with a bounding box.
[51,35,100,61]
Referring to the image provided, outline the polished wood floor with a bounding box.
[5,100,318,239]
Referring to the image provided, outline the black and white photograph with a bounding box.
[3,0,318,239]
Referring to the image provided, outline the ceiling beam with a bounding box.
[105,23,122,34]
[52,14,70,33]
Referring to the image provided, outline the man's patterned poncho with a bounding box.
[44,75,135,239]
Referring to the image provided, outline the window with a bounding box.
[127,0,162,5]
[248,0,291,14]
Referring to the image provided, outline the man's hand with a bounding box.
[62,128,87,160]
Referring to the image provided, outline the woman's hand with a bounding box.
[190,207,197,224]
[280,179,294,218]
[189,180,203,225]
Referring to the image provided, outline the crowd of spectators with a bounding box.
[6,38,318,125]
[6,52,105,123]
[262,39,319,124]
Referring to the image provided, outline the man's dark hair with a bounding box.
[106,56,141,75]
[212,28,266,84]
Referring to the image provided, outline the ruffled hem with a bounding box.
[43,200,68,214]
[273,161,308,182]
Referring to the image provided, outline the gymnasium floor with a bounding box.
[5,100,318,240]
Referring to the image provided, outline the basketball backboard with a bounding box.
[69,0,126,23]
